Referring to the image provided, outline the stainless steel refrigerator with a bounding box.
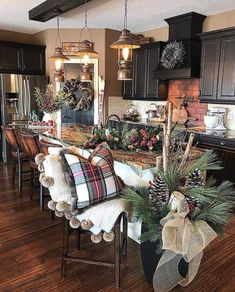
[0,74,48,162]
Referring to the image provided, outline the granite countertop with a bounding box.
[18,123,159,171]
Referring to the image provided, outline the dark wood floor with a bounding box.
[0,163,234,292]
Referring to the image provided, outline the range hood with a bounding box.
[154,12,206,80]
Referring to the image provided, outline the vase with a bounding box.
[42,112,57,123]
[140,223,188,284]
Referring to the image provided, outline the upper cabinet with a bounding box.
[0,41,46,75]
[199,27,235,104]
[123,42,168,101]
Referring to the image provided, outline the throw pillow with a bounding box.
[61,143,124,209]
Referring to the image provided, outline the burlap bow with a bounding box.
[153,191,217,292]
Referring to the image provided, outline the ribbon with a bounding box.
[153,191,217,291]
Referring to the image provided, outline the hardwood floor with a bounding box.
[0,162,234,292]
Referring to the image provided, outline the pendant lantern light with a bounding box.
[49,9,69,82]
[110,0,140,80]
[76,0,98,82]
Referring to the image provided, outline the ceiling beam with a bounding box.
[29,0,92,22]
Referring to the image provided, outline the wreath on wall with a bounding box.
[160,41,186,70]
[63,77,94,112]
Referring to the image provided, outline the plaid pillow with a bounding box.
[63,143,124,209]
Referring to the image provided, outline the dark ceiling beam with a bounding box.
[29,0,92,22]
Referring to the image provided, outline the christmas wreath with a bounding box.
[160,41,186,70]
[62,77,94,112]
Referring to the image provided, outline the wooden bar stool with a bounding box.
[38,138,62,211]
[1,126,29,196]
[18,132,41,200]
[61,212,128,289]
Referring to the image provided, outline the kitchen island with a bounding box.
[23,122,161,242]
[26,122,160,172]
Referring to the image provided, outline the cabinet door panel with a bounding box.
[132,49,146,98]
[0,45,21,73]
[145,47,159,98]
[217,36,235,102]
[22,48,45,75]
[122,80,132,99]
[199,39,220,102]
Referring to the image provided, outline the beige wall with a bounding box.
[0,29,36,44]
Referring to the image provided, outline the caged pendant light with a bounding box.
[110,0,140,80]
[76,0,98,82]
[49,9,69,82]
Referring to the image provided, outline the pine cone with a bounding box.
[185,196,197,219]
[149,174,169,211]
[185,168,203,188]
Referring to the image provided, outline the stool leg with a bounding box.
[77,228,81,250]
[61,218,69,278]
[30,167,34,200]
[122,214,128,257]
[12,158,16,186]
[114,220,121,289]
[50,211,55,221]
[18,158,23,197]
[40,183,45,211]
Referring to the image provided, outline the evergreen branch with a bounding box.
[184,150,223,174]
[192,201,234,227]
[186,180,235,205]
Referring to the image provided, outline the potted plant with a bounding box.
[34,83,68,123]
[124,104,235,291]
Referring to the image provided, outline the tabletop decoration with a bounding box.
[125,103,235,291]
[83,124,163,152]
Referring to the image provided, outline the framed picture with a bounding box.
[62,41,94,56]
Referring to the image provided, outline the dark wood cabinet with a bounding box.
[217,36,235,101]
[21,47,45,75]
[192,132,235,184]
[123,42,168,101]
[199,27,235,104]
[199,39,220,102]
[0,44,21,73]
[0,41,46,75]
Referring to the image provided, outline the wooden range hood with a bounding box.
[154,12,206,80]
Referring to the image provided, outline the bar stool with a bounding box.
[18,132,41,200]
[38,138,62,211]
[39,139,62,155]
[61,212,128,289]
[18,132,62,211]
[1,126,29,196]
